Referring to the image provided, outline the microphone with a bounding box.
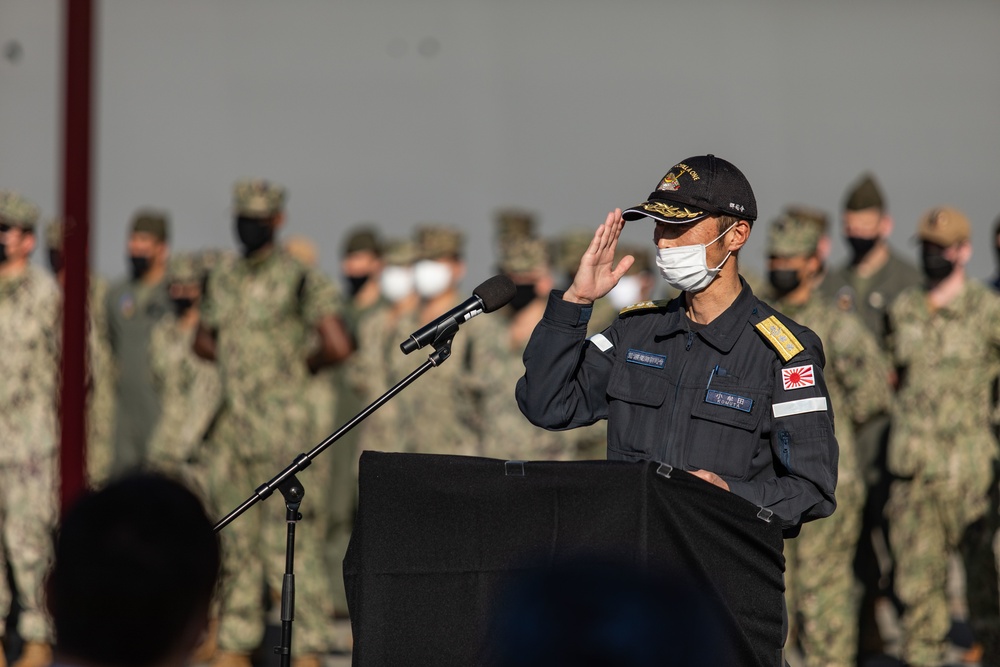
[400,274,516,354]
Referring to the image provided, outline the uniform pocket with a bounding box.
[605,360,670,457]
[688,380,767,478]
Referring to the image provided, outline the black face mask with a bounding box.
[129,255,151,280]
[236,217,274,256]
[48,249,63,274]
[0,242,7,265]
[768,269,801,296]
[345,274,370,298]
[171,296,195,317]
[509,283,537,312]
[921,248,955,282]
[847,236,878,265]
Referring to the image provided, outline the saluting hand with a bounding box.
[564,209,635,305]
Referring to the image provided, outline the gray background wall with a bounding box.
[3,0,1000,288]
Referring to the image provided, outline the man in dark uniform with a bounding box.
[516,154,838,530]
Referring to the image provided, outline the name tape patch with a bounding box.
[781,364,815,391]
[626,348,666,369]
[772,397,828,418]
[705,390,754,413]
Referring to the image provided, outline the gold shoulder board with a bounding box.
[755,315,805,362]
[619,299,670,316]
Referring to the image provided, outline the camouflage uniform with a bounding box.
[0,192,58,645]
[474,236,574,461]
[387,226,481,455]
[344,239,419,460]
[146,253,223,501]
[44,221,115,486]
[885,209,1000,666]
[203,181,340,656]
[766,209,892,667]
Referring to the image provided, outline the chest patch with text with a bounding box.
[626,348,666,369]
[705,390,754,413]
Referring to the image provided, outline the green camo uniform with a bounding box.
[203,182,342,656]
[778,298,890,667]
[0,191,60,645]
[767,209,893,667]
[147,313,222,501]
[886,279,1000,666]
[386,303,483,455]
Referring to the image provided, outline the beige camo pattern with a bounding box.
[200,248,342,654]
[777,296,891,667]
[147,314,223,500]
[0,265,59,642]
[885,280,1000,666]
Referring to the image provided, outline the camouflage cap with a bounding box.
[917,206,970,247]
[844,173,885,212]
[233,179,286,218]
[415,224,464,260]
[0,191,40,230]
[167,252,204,284]
[498,236,548,274]
[495,209,537,241]
[552,229,593,276]
[767,206,829,258]
[342,225,383,257]
[131,209,170,242]
[383,238,418,266]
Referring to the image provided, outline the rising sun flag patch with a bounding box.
[782,365,815,391]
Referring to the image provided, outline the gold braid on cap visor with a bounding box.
[641,202,704,220]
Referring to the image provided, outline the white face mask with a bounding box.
[655,222,736,293]
[413,259,453,299]
[606,275,643,310]
[380,265,414,303]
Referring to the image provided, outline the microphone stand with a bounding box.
[213,321,460,667]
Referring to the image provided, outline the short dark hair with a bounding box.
[47,473,220,667]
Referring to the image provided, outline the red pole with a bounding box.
[60,0,94,510]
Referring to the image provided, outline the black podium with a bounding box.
[344,452,786,667]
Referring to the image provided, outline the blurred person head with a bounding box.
[165,252,211,320]
[232,179,286,258]
[551,229,595,287]
[766,206,830,303]
[605,244,655,310]
[380,238,418,305]
[340,225,384,303]
[413,225,465,300]
[915,206,971,286]
[46,472,221,667]
[487,557,735,667]
[0,190,40,275]
[127,210,170,283]
[496,235,553,312]
[841,173,892,266]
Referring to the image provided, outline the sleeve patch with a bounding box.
[755,315,805,362]
[772,397,828,418]
[589,333,613,352]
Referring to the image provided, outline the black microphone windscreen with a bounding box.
[473,275,517,313]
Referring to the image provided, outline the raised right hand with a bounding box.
[563,209,635,305]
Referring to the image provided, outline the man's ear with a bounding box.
[878,213,894,240]
[727,220,752,252]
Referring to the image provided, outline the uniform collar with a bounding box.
[656,278,756,353]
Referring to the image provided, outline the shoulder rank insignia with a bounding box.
[619,299,670,317]
[755,315,805,362]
